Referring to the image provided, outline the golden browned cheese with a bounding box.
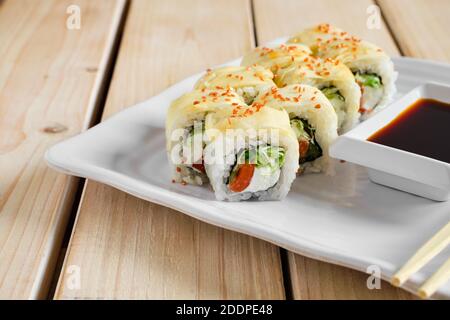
[288,24,389,66]
[241,43,311,73]
[289,24,397,118]
[275,55,360,132]
[205,102,296,143]
[194,65,275,90]
[165,88,245,151]
[256,84,338,173]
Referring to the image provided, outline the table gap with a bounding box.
[45,0,131,300]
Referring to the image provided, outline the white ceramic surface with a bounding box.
[46,53,450,299]
[331,83,450,201]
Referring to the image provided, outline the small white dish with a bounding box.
[330,83,450,202]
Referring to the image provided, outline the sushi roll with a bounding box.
[203,105,299,201]
[241,43,311,74]
[194,65,275,105]
[166,88,246,185]
[275,55,361,133]
[288,24,397,119]
[254,85,338,173]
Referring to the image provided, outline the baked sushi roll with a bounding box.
[203,105,299,201]
[254,85,338,173]
[194,65,275,105]
[288,24,397,119]
[166,88,246,185]
[275,56,361,133]
[241,43,311,74]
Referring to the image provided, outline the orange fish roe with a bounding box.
[176,167,181,172]
[252,102,265,112]
[193,101,200,105]
[315,104,321,109]
[317,23,331,33]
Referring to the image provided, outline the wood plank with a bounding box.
[0,0,126,299]
[288,255,415,299]
[253,0,399,56]
[378,0,450,61]
[54,0,285,299]
[253,0,414,299]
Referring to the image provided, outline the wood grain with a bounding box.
[0,0,126,299]
[288,256,417,299]
[253,0,414,299]
[54,0,285,299]
[378,0,450,61]
[253,0,399,56]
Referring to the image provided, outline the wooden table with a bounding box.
[1,0,448,299]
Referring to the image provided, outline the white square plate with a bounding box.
[46,52,450,298]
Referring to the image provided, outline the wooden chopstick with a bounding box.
[418,257,450,299]
[391,221,450,295]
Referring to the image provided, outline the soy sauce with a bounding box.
[368,98,450,163]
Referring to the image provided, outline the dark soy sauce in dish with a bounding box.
[368,98,450,163]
